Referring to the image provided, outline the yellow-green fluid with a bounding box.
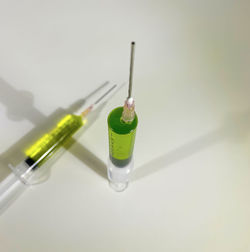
[25,114,84,168]
[108,107,138,167]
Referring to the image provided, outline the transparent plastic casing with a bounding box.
[107,106,138,192]
[107,157,133,192]
[9,113,85,185]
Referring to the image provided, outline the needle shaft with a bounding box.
[128,41,135,98]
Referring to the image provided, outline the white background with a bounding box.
[0,0,250,251]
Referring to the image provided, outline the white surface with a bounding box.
[0,0,250,251]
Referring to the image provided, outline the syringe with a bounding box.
[10,84,117,185]
[107,42,138,192]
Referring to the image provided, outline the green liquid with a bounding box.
[25,114,84,167]
[108,107,138,167]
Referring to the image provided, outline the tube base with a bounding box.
[107,157,133,192]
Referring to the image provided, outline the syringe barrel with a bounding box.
[11,113,84,185]
[0,172,27,214]
[107,106,138,191]
[25,114,84,168]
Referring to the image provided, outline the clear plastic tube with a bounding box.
[107,106,138,191]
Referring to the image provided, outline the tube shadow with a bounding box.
[0,78,109,184]
[133,109,250,181]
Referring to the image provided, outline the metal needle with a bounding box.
[128,41,135,98]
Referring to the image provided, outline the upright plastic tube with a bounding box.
[107,106,138,191]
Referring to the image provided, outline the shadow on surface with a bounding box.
[64,102,108,179]
[133,110,250,181]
